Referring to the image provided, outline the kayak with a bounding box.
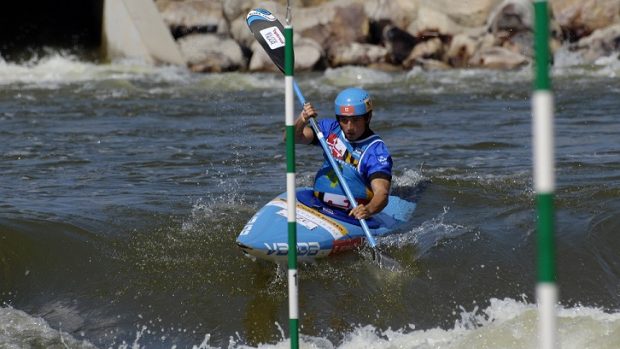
[236,187,416,262]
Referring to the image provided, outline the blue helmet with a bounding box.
[334,88,373,116]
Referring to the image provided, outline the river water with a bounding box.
[1,52,619,349]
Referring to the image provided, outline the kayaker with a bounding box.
[291,87,392,220]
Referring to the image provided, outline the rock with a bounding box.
[330,3,369,43]
[446,33,479,67]
[550,0,620,42]
[158,0,228,38]
[500,31,533,58]
[222,0,254,21]
[403,37,444,69]
[407,6,467,37]
[487,0,532,35]
[178,34,245,72]
[327,42,387,67]
[294,37,324,70]
[363,0,418,29]
[420,0,502,28]
[485,0,533,58]
[571,23,620,63]
[294,1,368,47]
[469,46,529,69]
[381,23,419,65]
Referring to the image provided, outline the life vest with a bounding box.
[313,125,384,209]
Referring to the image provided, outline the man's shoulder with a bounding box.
[366,137,390,155]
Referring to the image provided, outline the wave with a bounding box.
[3,297,619,349]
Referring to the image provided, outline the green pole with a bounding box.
[284,24,299,349]
[532,1,557,348]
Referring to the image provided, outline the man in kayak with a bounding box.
[292,87,392,220]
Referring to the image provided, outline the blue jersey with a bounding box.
[312,119,392,209]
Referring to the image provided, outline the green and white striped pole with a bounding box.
[533,1,557,349]
[284,12,300,349]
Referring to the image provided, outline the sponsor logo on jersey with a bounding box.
[327,133,346,159]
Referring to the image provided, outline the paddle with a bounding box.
[246,9,399,269]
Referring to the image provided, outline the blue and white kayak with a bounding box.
[236,188,416,262]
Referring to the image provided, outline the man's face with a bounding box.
[337,115,369,141]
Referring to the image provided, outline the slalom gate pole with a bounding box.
[284,6,299,349]
[533,1,557,348]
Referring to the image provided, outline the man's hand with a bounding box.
[290,102,317,144]
[300,103,317,123]
[348,177,391,220]
[349,204,371,220]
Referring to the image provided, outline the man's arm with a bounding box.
[349,177,391,220]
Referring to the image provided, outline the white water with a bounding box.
[3,298,619,349]
[2,48,620,91]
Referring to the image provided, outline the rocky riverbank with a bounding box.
[154,0,620,72]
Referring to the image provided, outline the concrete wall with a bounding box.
[102,0,185,66]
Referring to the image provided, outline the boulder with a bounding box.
[486,0,533,58]
[403,37,444,69]
[486,0,532,35]
[550,0,620,41]
[327,42,387,67]
[293,1,369,47]
[381,23,419,64]
[570,23,620,63]
[158,0,228,38]
[363,0,418,29]
[469,46,529,69]
[446,33,479,67]
[222,0,254,21]
[407,6,467,37]
[178,34,245,72]
[420,0,502,28]
[294,37,324,70]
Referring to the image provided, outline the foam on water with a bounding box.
[0,53,190,87]
[0,52,281,94]
[3,298,619,349]
[553,46,620,78]
[381,206,471,256]
[0,306,98,349]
